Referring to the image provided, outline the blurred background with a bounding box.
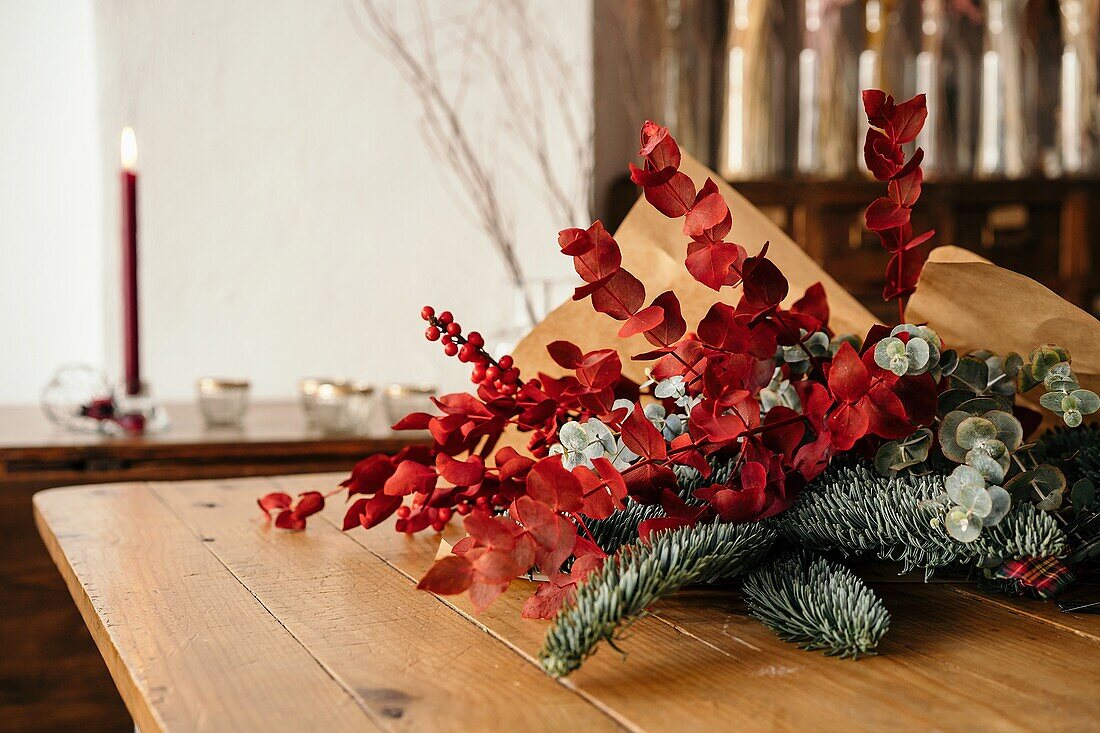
[3,0,1099,407]
[3,2,1100,730]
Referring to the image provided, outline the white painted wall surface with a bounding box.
[0,0,103,404]
[0,0,590,405]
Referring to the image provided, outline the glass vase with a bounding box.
[1058,0,1100,175]
[719,0,788,179]
[796,0,860,178]
[977,0,1039,178]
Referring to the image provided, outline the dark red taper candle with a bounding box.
[120,127,141,396]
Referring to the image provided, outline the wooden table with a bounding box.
[35,473,1100,732]
[2,403,422,733]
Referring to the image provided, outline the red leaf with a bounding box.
[382,461,437,496]
[618,305,664,338]
[512,496,577,574]
[590,269,646,320]
[628,161,675,188]
[525,458,584,513]
[862,89,893,128]
[685,241,746,291]
[344,492,402,530]
[643,171,696,218]
[697,302,749,353]
[619,402,667,459]
[559,221,622,285]
[340,454,396,496]
[791,282,830,331]
[740,253,789,315]
[828,342,870,404]
[435,453,485,487]
[683,189,729,237]
[417,555,475,595]
[258,492,292,514]
[865,197,911,231]
[463,511,518,550]
[638,120,680,169]
[883,247,928,301]
[826,402,870,451]
[888,168,923,207]
[689,399,749,446]
[468,580,509,613]
[643,291,687,347]
[623,462,678,505]
[274,510,306,531]
[889,93,927,144]
[864,128,902,180]
[547,340,584,369]
[294,491,325,518]
[521,581,576,619]
[865,382,913,439]
[576,350,622,391]
[391,412,433,431]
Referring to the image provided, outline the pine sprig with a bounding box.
[742,552,890,658]
[775,462,1067,575]
[584,500,668,555]
[539,521,775,678]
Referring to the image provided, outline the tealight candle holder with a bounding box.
[196,378,250,428]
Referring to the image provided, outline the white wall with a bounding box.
[0,0,590,405]
[0,0,103,404]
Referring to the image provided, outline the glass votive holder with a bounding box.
[298,377,333,426]
[196,378,250,427]
[305,380,376,435]
[382,384,437,429]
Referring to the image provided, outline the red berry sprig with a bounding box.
[420,306,522,395]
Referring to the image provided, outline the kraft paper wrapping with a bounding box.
[907,245,1100,396]
[512,154,878,385]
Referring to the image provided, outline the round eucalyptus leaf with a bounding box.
[966,452,1007,483]
[938,411,970,462]
[1065,409,1084,428]
[985,486,1012,526]
[906,338,930,370]
[1039,391,1067,413]
[946,464,986,503]
[938,349,960,377]
[956,417,997,449]
[1071,389,1100,415]
[956,484,992,516]
[1071,479,1097,512]
[874,442,905,476]
[957,395,1012,415]
[951,357,991,394]
[983,410,1024,451]
[945,507,982,543]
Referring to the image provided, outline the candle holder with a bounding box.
[40,364,169,435]
[114,381,170,435]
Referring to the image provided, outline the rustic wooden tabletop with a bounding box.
[34,473,1100,732]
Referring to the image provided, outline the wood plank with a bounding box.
[274,474,1100,732]
[33,484,376,733]
[148,476,623,733]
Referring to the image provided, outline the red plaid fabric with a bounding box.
[996,557,1076,600]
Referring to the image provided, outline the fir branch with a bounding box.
[775,462,1067,575]
[584,500,667,555]
[539,521,775,678]
[742,552,890,658]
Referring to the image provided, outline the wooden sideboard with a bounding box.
[0,401,423,733]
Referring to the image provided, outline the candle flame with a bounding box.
[120,127,137,171]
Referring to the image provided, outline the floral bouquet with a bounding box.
[259,91,1100,677]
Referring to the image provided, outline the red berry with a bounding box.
[459,344,475,360]
[475,496,489,508]
[438,507,453,522]
[446,322,461,337]
[431,520,446,532]
[485,366,500,382]
[421,306,435,320]
[491,493,506,505]
[471,364,487,381]
[499,355,514,369]
[455,503,471,516]
[438,311,453,325]
[467,331,484,348]
[396,505,410,519]
[502,369,518,384]
[443,342,458,357]
[425,325,441,341]
[501,383,517,396]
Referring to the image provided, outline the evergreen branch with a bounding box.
[584,500,667,555]
[539,521,775,678]
[775,462,1067,576]
[742,552,890,659]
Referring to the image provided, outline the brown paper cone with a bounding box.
[906,245,1100,396]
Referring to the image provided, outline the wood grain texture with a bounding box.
[38,474,1100,733]
[34,484,376,733]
